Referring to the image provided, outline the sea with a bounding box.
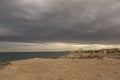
[0,52,68,62]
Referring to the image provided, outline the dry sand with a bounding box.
[0,58,120,80]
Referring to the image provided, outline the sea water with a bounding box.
[0,52,68,62]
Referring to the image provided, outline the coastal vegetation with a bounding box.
[62,48,120,59]
[0,61,12,69]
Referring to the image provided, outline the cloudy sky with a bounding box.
[0,0,120,52]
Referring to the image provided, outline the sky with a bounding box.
[0,0,120,52]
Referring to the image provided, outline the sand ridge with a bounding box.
[0,58,120,80]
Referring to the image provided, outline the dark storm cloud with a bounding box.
[0,0,120,44]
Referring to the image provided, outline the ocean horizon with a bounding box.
[0,52,68,62]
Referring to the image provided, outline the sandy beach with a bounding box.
[0,58,120,80]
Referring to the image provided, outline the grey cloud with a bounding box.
[0,0,120,44]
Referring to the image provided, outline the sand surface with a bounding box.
[0,58,120,80]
